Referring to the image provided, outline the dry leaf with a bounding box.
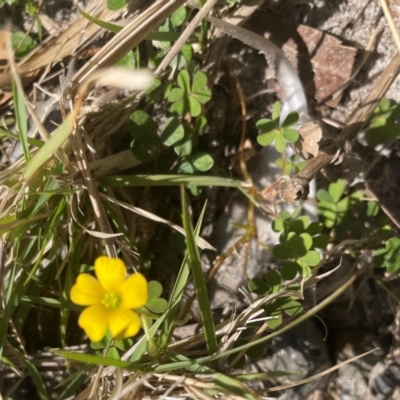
[295,119,323,159]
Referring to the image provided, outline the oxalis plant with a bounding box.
[2,0,400,398]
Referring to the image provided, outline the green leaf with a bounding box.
[307,221,323,236]
[282,111,299,128]
[147,298,168,313]
[107,0,126,10]
[279,210,292,221]
[282,128,299,143]
[161,117,185,146]
[274,134,285,153]
[192,89,211,104]
[329,179,346,203]
[79,7,122,33]
[272,219,285,232]
[178,159,195,173]
[129,111,159,162]
[174,128,193,156]
[171,98,186,116]
[282,299,303,316]
[188,96,202,117]
[245,342,265,358]
[299,233,313,251]
[272,101,281,121]
[192,71,208,92]
[367,201,380,217]
[171,6,187,27]
[195,116,208,134]
[281,262,300,280]
[191,153,214,171]
[257,131,276,146]
[106,347,120,359]
[117,51,135,68]
[287,233,308,258]
[181,44,193,61]
[256,118,276,132]
[265,270,281,293]
[312,235,328,249]
[317,189,334,203]
[273,244,290,260]
[12,32,36,59]
[248,278,268,295]
[298,250,320,266]
[288,216,309,234]
[147,281,163,301]
[267,309,282,329]
[168,88,184,102]
[177,70,190,92]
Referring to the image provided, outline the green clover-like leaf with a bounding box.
[177,70,191,92]
[192,71,208,92]
[271,101,281,121]
[256,118,276,132]
[298,250,320,266]
[191,152,214,171]
[171,6,187,27]
[265,270,281,294]
[329,179,346,203]
[282,111,299,128]
[188,96,202,117]
[282,261,300,280]
[147,281,163,302]
[168,88,184,102]
[161,117,185,146]
[248,278,268,295]
[274,134,286,153]
[257,130,277,147]
[282,128,299,143]
[147,298,168,313]
[282,299,303,316]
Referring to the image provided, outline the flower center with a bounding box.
[102,292,121,309]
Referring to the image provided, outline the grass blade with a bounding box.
[180,185,217,355]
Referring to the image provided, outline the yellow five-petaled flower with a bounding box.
[70,256,148,342]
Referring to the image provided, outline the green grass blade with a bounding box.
[17,351,51,400]
[11,76,30,162]
[180,186,217,355]
[23,114,74,181]
[55,350,137,369]
[0,127,44,147]
[78,8,180,41]
[159,201,208,349]
[100,174,245,188]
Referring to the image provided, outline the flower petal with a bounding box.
[94,256,126,292]
[108,307,137,338]
[116,311,141,339]
[121,273,148,309]
[70,273,105,306]
[78,304,108,342]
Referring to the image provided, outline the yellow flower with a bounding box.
[70,256,148,342]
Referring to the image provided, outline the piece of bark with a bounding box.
[249,12,358,108]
